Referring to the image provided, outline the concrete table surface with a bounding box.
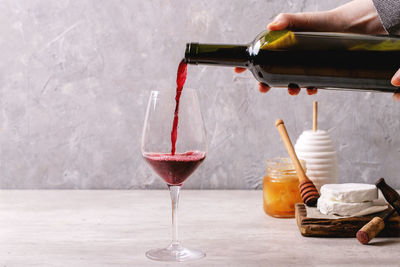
[0,190,399,266]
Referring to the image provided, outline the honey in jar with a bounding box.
[263,158,305,218]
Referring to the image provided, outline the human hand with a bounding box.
[267,0,386,34]
[392,70,400,101]
[233,67,317,95]
[235,0,400,99]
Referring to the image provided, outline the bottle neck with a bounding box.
[184,43,249,67]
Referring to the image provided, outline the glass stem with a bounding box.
[169,185,181,246]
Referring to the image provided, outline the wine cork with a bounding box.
[356,217,385,245]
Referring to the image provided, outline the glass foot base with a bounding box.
[146,243,205,262]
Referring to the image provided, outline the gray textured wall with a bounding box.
[2,0,400,189]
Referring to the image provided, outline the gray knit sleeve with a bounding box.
[372,0,400,35]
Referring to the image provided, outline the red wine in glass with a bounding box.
[141,63,207,261]
[143,151,206,186]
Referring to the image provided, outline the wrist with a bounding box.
[335,0,386,34]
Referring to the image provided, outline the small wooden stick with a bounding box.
[313,101,318,132]
[275,119,320,206]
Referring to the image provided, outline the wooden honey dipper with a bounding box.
[275,119,320,206]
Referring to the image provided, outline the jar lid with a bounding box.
[266,157,306,178]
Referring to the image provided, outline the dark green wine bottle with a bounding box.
[184,30,400,92]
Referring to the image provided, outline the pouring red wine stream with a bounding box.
[171,59,187,155]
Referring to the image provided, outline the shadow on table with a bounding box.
[368,239,400,246]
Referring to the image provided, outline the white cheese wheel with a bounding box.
[320,183,378,203]
[317,197,374,216]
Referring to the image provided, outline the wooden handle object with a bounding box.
[376,178,400,215]
[275,119,320,206]
[275,119,308,183]
[313,101,318,132]
[356,208,395,245]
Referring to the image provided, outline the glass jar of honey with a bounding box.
[263,158,305,218]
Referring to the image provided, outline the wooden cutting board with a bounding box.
[295,203,400,237]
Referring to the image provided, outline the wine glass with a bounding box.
[141,88,207,262]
